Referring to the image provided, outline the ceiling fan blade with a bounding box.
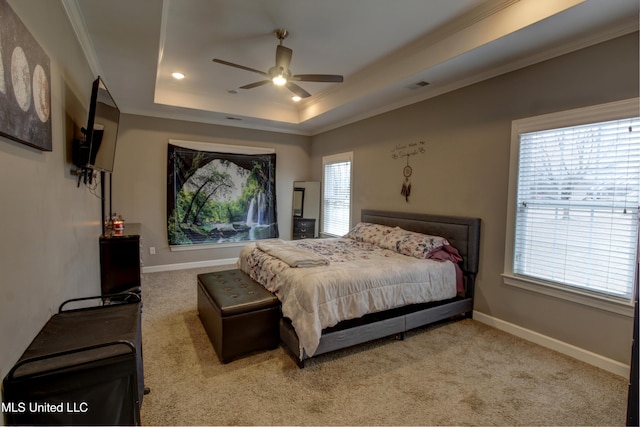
[286,82,311,98]
[240,80,271,89]
[212,59,268,76]
[291,74,344,83]
[275,45,292,70]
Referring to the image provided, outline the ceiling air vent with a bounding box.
[406,80,430,90]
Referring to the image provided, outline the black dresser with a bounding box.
[100,223,142,296]
[293,217,316,240]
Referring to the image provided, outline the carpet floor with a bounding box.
[139,266,628,426]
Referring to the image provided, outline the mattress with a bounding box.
[238,237,457,356]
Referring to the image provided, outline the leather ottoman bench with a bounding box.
[197,269,280,363]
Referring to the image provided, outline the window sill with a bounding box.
[502,273,634,317]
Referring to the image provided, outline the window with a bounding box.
[322,152,352,236]
[504,99,639,312]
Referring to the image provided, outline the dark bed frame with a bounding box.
[280,209,481,368]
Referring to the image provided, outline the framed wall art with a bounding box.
[0,0,52,151]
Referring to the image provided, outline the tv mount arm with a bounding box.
[70,127,95,187]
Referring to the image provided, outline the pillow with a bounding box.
[343,222,395,246]
[380,228,449,259]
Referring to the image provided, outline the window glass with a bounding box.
[514,117,639,299]
[322,152,352,236]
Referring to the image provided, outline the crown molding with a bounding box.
[306,15,639,135]
[60,0,103,77]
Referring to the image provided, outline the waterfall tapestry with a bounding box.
[167,143,278,245]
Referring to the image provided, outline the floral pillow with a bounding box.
[380,228,449,259]
[343,222,395,246]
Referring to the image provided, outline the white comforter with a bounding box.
[256,239,330,267]
[238,238,456,357]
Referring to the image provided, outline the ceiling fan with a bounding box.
[213,29,344,99]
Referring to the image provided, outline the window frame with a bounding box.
[321,151,353,237]
[503,99,639,317]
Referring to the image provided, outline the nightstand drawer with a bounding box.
[293,218,316,239]
[293,218,315,232]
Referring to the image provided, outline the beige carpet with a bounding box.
[139,266,628,426]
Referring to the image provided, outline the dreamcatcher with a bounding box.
[401,160,412,203]
[391,139,425,203]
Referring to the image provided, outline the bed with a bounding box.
[238,209,481,367]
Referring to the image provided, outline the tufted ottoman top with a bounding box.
[197,270,279,317]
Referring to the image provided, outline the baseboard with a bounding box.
[473,311,630,378]
[142,258,238,273]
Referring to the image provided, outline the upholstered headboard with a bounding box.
[360,210,481,277]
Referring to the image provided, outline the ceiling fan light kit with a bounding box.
[272,75,287,86]
[213,28,343,99]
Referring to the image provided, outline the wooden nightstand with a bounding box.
[293,217,316,240]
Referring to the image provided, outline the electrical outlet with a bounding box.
[149,247,156,255]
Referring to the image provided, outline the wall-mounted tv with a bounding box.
[86,76,120,172]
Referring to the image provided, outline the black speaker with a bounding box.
[71,138,90,169]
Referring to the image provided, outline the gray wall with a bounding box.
[310,33,639,364]
[0,0,98,380]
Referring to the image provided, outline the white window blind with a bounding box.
[322,152,352,236]
[514,117,640,300]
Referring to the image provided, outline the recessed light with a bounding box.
[291,95,301,102]
[172,72,185,80]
